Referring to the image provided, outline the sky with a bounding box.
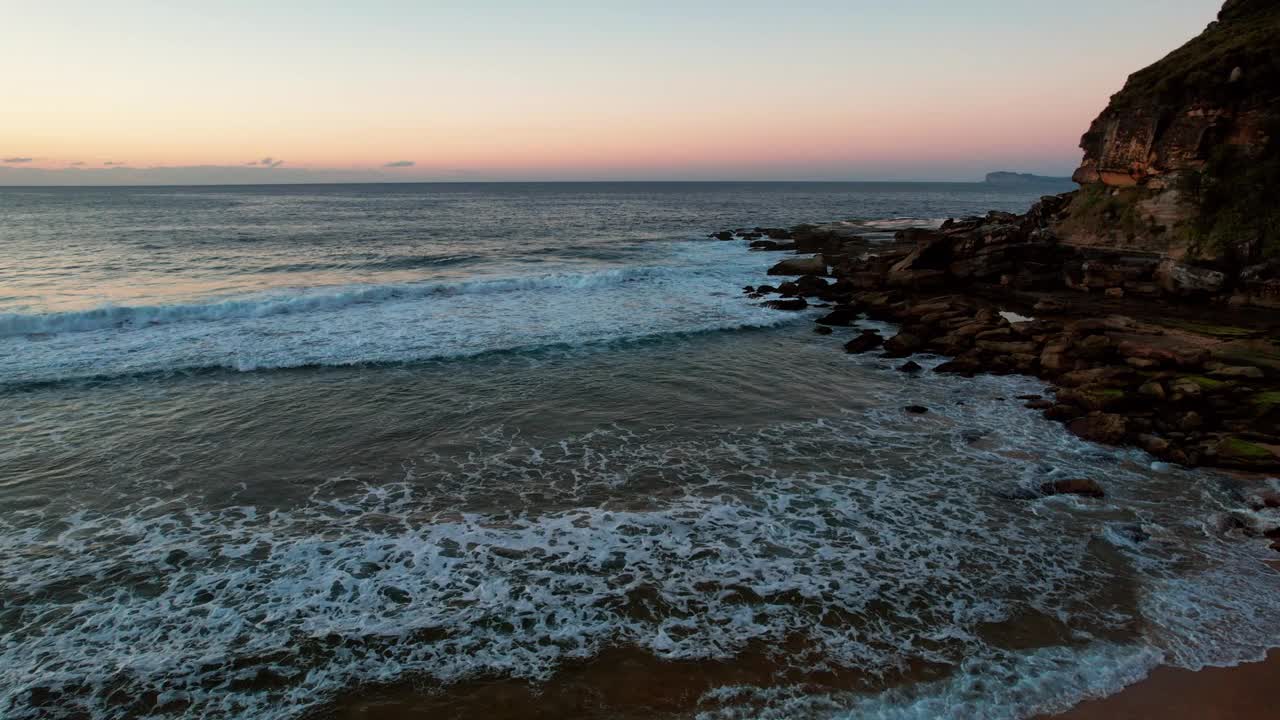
[1,0,1223,184]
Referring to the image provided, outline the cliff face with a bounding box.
[1053,0,1280,301]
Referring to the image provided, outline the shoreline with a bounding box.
[1046,651,1280,720]
[730,207,1280,482]
[727,212,1280,718]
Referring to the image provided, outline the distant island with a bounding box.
[983,171,1074,187]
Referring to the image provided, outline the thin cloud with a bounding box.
[3,157,33,163]
[104,161,125,166]
[384,160,415,168]
[70,161,86,166]
[259,157,284,168]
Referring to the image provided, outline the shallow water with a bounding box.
[1,183,1277,720]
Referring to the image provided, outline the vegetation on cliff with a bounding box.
[1106,0,1280,111]
[1180,117,1280,262]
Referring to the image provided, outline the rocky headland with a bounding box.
[722,0,1280,482]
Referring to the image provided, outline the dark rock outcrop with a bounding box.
[844,331,885,354]
[1041,478,1106,499]
[768,255,828,277]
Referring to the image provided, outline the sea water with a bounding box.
[1,182,1277,719]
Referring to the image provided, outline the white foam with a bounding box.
[3,382,1279,720]
[0,242,794,385]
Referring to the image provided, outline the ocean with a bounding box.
[1,182,1277,720]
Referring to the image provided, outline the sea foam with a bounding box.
[0,242,793,385]
[3,368,1278,720]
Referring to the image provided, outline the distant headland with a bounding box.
[983,171,1074,187]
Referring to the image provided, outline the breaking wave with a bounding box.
[0,242,794,385]
[0,266,691,338]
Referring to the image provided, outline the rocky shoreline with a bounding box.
[717,208,1280,487]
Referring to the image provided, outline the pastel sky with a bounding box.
[2,0,1222,183]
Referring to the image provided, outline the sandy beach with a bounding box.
[1049,651,1280,720]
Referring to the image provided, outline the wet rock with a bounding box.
[1074,334,1115,361]
[975,340,1039,355]
[898,360,923,373]
[795,275,831,296]
[1068,412,1129,445]
[711,230,734,241]
[750,240,797,252]
[904,405,930,414]
[1041,478,1106,499]
[1138,433,1171,454]
[933,353,985,376]
[755,284,778,294]
[883,332,925,358]
[814,325,834,336]
[844,331,885,354]
[1033,298,1069,314]
[768,255,828,277]
[1039,338,1076,374]
[816,307,859,326]
[1126,357,1162,370]
[1025,399,1055,410]
[1138,380,1166,400]
[1057,366,1134,389]
[1209,365,1265,380]
[1213,436,1280,471]
[1045,404,1084,421]
[1170,377,1205,397]
[765,298,808,311]
[1175,409,1204,432]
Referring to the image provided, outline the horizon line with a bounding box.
[0,177,1078,190]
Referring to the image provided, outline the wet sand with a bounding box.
[1049,651,1280,720]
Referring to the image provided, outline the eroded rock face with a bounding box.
[1057,0,1280,276]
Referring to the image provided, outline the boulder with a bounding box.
[904,405,930,414]
[1138,434,1171,454]
[844,331,885,354]
[898,360,924,373]
[1068,413,1129,444]
[750,240,797,252]
[1138,380,1167,400]
[1034,298,1069,314]
[1209,365,1265,380]
[1155,260,1227,295]
[814,325,834,336]
[1057,386,1129,412]
[1212,436,1280,471]
[883,332,925,358]
[1045,404,1085,421]
[795,275,831,296]
[768,255,828,277]
[816,307,859,326]
[933,350,986,376]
